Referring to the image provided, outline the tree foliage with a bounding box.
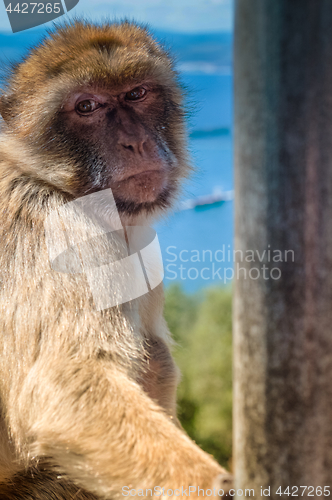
[164,284,232,468]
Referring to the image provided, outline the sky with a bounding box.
[0,0,233,33]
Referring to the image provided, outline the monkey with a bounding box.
[0,21,233,499]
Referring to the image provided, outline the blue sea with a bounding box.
[156,72,233,292]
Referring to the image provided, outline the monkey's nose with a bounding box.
[122,144,135,152]
[120,138,147,156]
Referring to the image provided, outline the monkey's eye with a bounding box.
[125,87,147,101]
[76,99,100,114]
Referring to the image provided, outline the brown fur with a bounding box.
[0,21,231,499]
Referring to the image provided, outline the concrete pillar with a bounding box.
[234,0,332,496]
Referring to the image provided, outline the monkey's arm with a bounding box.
[11,356,227,500]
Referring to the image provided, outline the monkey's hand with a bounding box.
[11,357,229,500]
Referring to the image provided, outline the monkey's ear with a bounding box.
[0,94,14,123]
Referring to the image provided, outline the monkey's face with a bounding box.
[57,81,180,217]
[0,22,190,220]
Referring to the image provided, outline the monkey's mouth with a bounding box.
[114,166,165,182]
[111,169,167,204]
[124,169,162,180]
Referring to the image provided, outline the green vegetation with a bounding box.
[164,284,233,469]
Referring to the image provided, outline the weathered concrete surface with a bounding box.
[234,0,332,496]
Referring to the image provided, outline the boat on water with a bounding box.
[179,187,234,211]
